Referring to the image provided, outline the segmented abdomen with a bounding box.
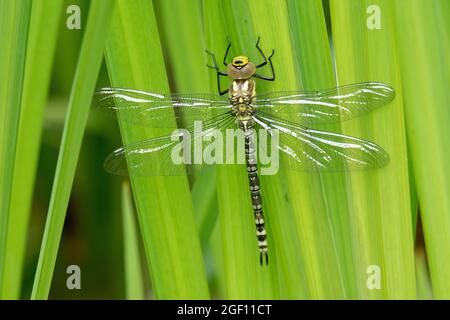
[243,129,268,266]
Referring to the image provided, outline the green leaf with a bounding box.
[415,248,432,300]
[330,0,416,298]
[286,0,354,298]
[104,0,209,299]
[122,182,145,300]
[31,0,114,299]
[393,0,450,299]
[0,0,32,297]
[1,0,63,299]
[153,0,218,248]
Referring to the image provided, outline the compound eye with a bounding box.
[232,56,249,67]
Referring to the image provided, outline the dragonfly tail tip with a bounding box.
[260,252,269,266]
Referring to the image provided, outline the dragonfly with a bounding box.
[94,37,395,266]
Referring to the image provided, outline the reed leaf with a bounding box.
[393,0,450,299]
[104,0,209,299]
[0,0,32,297]
[122,182,145,300]
[1,0,63,299]
[330,0,416,298]
[31,0,114,299]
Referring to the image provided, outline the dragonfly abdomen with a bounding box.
[243,128,268,266]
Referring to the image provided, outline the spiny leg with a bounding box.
[254,49,275,81]
[223,42,232,67]
[252,37,275,81]
[205,49,229,95]
[255,36,268,68]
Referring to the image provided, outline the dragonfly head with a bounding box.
[231,56,249,68]
[228,56,256,79]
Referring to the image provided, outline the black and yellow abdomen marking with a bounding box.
[243,128,268,266]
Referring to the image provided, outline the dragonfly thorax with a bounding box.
[230,79,255,122]
[229,79,255,103]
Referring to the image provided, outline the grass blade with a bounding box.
[104,0,209,299]
[154,0,209,93]
[191,166,218,247]
[31,0,114,299]
[0,0,32,296]
[287,0,357,298]
[415,248,432,300]
[153,0,218,248]
[330,0,416,298]
[1,0,63,299]
[122,182,145,300]
[393,0,450,299]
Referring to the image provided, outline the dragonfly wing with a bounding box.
[104,112,236,176]
[94,87,232,128]
[253,82,395,127]
[253,114,389,172]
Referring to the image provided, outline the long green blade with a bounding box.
[0,0,31,296]
[153,0,218,247]
[286,0,355,298]
[122,182,145,300]
[393,0,450,299]
[330,0,416,299]
[104,0,209,299]
[31,0,114,299]
[2,0,63,299]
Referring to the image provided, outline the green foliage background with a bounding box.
[0,0,448,299]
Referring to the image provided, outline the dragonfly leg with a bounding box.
[205,49,220,70]
[254,49,275,81]
[253,37,275,81]
[205,49,229,95]
[255,36,275,69]
[217,78,229,96]
[255,36,267,68]
[223,42,232,66]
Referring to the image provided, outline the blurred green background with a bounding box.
[0,0,449,299]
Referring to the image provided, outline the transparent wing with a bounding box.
[253,114,389,172]
[104,112,237,176]
[253,82,395,127]
[94,87,232,128]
